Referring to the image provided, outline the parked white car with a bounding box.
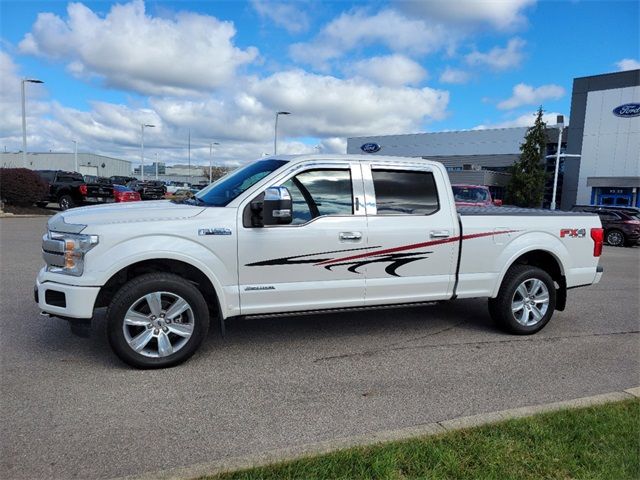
[36,155,604,368]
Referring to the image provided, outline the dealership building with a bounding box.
[0,152,132,178]
[347,69,639,209]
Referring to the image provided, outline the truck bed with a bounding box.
[458,206,596,216]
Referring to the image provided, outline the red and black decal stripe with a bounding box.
[246,229,519,277]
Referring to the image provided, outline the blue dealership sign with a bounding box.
[612,103,640,117]
[361,142,381,153]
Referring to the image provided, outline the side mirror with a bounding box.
[493,199,503,206]
[250,186,292,227]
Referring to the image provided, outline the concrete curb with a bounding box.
[115,387,639,480]
[0,213,52,218]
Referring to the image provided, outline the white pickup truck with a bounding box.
[36,154,604,368]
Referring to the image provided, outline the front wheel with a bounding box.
[606,229,625,247]
[107,273,209,368]
[488,265,556,335]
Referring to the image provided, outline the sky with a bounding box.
[0,0,638,168]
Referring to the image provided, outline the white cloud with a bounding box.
[18,0,258,96]
[247,69,449,137]
[347,55,427,87]
[615,58,640,71]
[251,0,310,34]
[439,66,471,84]
[290,9,450,68]
[1,48,449,166]
[474,110,566,129]
[497,83,565,110]
[397,0,536,30]
[465,38,526,71]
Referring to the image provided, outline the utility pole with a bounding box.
[274,111,291,155]
[21,78,44,167]
[72,140,78,172]
[188,129,191,181]
[550,115,564,210]
[140,123,155,181]
[209,142,220,183]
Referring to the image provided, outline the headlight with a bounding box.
[42,231,99,276]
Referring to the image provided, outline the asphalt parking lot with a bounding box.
[1,216,639,480]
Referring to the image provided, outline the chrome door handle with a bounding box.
[430,230,450,238]
[339,231,362,241]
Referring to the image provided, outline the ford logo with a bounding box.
[612,103,640,117]
[361,143,381,153]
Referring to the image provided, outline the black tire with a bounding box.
[605,229,625,247]
[107,273,209,369]
[488,265,556,335]
[58,194,74,210]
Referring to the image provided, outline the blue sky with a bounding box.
[0,0,638,166]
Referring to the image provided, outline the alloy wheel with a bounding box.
[122,291,195,358]
[511,278,550,327]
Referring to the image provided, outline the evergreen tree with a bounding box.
[505,107,548,207]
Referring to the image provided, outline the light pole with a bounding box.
[140,123,155,181]
[72,140,78,172]
[550,115,564,210]
[274,111,291,155]
[21,78,44,167]
[209,142,220,183]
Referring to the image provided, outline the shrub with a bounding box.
[0,168,49,206]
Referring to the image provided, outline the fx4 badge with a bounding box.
[560,228,586,238]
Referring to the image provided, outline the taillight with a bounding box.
[114,190,123,202]
[590,228,603,257]
[79,184,87,195]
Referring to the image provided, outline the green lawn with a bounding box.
[202,399,639,480]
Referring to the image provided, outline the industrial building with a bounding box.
[348,69,639,209]
[0,152,132,178]
[562,69,640,209]
[347,126,565,203]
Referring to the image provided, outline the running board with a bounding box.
[243,300,442,320]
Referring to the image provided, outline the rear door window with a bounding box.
[371,169,439,215]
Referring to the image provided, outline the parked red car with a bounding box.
[113,184,141,202]
[452,184,502,207]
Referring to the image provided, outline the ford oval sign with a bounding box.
[361,143,381,153]
[613,103,640,118]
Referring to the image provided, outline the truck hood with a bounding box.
[49,200,207,232]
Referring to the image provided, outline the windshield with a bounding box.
[452,186,489,203]
[194,159,288,206]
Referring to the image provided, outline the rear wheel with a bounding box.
[606,229,625,247]
[488,265,556,334]
[107,273,209,368]
[58,194,74,210]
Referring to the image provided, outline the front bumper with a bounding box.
[35,277,100,319]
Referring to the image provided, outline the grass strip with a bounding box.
[202,398,639,480]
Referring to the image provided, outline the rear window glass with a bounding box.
[372,169,439,215]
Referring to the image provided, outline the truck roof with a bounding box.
[265,154,442,167]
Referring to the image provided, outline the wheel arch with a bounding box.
[492,249,567,311]
[95,258,223,324]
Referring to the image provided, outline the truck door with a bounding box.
[357,162,460,305]
[237,161,368,315]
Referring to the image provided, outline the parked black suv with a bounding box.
[35,170,88,210]
[571,205,640,246]
[126,179,167,200]
[36,170,116,210]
